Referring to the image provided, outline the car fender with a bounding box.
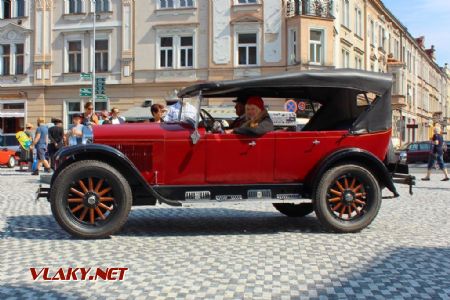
[307,147,399,197]
[51,144,181,206]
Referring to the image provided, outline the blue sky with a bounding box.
[382,0,450,67]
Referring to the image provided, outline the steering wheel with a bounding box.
[200,108,218,131]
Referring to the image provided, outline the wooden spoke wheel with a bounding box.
[314,164,381,233]
[327,175,367,221]
[67,177,115,225]
[50,160,132,239]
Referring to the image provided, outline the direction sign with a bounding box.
[284,99,297,113]
[95,94,108,100]
[80,88,93,97]
[80,73,92,80]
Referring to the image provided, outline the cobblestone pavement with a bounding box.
[0,166,449,299]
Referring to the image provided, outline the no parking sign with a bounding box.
[298,101,306,111]
[284,99,297,113]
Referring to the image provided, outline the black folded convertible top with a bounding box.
[178,69,393,134]
[178,69,392,98]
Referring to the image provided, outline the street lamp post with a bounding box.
[92,0,96,110]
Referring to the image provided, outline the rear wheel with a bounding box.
[273,203,314,217]
[7,156,15,168]
[50,160,132,239]
[314,164,381,233]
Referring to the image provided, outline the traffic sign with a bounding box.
[95,77,106,95]
[284,99,297,113]
[298,101,306,111]
[80,72,92,80]
[96,94,108,100]
[80,88,93,97]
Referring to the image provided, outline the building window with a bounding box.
[179,36,193,68]
[288,28,297,65]
[379,27,386,50]
[342,0,349,27]
[68,0,83,14]
[237,0,257,4]
[354,7,362,37]
[179,0,194,7]
[370,20,375,45]
[159,0,195,9]
[68,41,82,73]
[95,0,110,12]
[1,45,10,75]
[237,33,257,66]
[309,29,323,65]
[15,44,24,75]
[159,36,173,68]
[95,40,108,72]
[342,49,349,68]
[354,56,362,70]
[17,0,25,17]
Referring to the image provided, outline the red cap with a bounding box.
[246,96,265,111]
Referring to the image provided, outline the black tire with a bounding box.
[273,203,314,217]
[7,156,15,168]
[314,164,381,233]
[50,160,132,239]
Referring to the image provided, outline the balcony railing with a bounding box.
[286,0,334,18]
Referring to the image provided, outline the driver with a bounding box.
[229,96,247,129]
[226,96,273,136]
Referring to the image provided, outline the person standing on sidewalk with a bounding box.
[48,119,64,166]
[422,126,449,181]
[31,117,51,175]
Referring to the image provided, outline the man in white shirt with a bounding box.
[110,107,126,124]
[164,100,197,122]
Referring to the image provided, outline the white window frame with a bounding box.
[309,28,324,65]
[14,43,24,75]
[354,7,362,37]
[235,32,259,66]
[159,36,174,69]
[354,55,362,70]
[67,40,82,73]
[156,28,197,69]
[235,0,258,5]
[64,34,84,73]
[1,0,27,18]
[342,0,349,28]
[94,0,111,12]
[65,0,85,14]
[370,19,375,45]
[0,44,11,75]
[95,39,109,73]
[288,28,297,65]
[342,49,350,68]
[158,0,196,9]
[179,35,194,68]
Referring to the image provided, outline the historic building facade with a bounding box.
[0,0,448,144]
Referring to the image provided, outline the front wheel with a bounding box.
[50,160,132,239]
[314,164,381,233]
[7,156,15,168]
[273,203,314,217]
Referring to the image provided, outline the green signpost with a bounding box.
[80,88,93,97]
[95,77,106,95]
[80,72,92,80]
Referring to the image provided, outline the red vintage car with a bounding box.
[38,70,414,238]
[0,147,17,168]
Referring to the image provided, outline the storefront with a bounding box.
[0,99,25,147]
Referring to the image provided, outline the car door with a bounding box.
[406,143,419,163]
[418,142,432,162]
[205,132,275,184]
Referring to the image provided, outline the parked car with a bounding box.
[37,70,414,238]
[0,147,18,168]
[396,141,450,163]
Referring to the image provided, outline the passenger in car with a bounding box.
[229,96,247,129]
[227,96,274,136]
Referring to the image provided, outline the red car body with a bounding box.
[93,124,391,186]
